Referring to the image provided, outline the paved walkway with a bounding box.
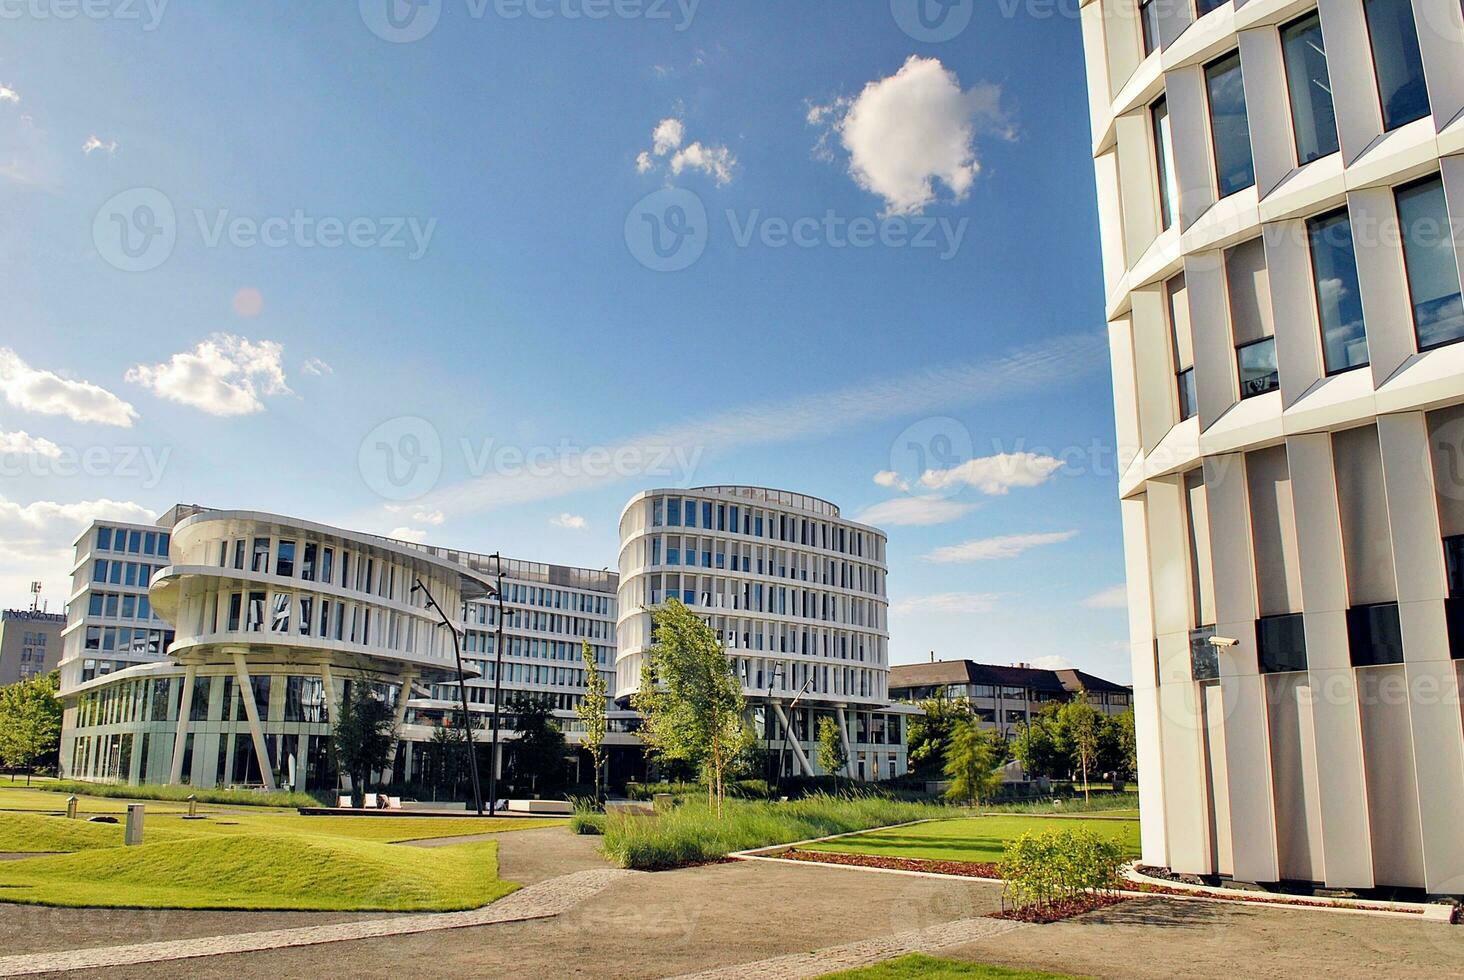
[0,868,639,977]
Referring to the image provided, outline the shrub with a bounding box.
[600,794,943,870]
[569,798,606,836]
[35,780,321,809]
[998,828,1126,914]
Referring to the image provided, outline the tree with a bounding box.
[507,693,568,796]
[424,724,468,800]
[1098,709,1137,783]
[0,672,62,781]
[576,640,609,802]
[943,719,1005,805]
[332,681,398,807]
[1011,706,1065,780]
[816,716,848,787]
[631,599,750,817]
[1057,693,1103,802]
[907,696,977,777]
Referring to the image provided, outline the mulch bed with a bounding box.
[780,849,1002,879]
[990,894,1130,923]
[1130,880,1429,914]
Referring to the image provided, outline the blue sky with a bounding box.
[0,1,1133,681]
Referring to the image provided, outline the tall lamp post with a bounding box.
[486,554,507,816]
[413,578,484,816]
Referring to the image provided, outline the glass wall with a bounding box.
[1280,12,1339,164]
[1395,176,1464,350]
[1205,52,1255,198]
[1308,208,1370,373]
[1363,0,1430,130]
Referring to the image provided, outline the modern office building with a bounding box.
[617,486,913,781]
[1081,0,1464,891]
[889,660,1132,740]
[0,609,66,685]
[58,487,911,790]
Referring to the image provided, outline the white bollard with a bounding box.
[125,803,145,846]
[66,795,79,820]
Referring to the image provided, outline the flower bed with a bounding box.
[781,848,1001,880]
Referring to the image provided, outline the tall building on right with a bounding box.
[1080,0,1464,892]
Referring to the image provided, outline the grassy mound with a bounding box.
[0,833,517,911]
[0,811,124,853]
[600,794,946,870]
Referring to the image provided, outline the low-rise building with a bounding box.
[889,660,1132,739]
[0,609,66,685]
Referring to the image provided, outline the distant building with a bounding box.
[888,660,1132,739]
[0,609,67,685]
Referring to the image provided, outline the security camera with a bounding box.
[1208,636,1240,649]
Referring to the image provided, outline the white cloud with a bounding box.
[637,115,735,186]
[891,592,1002,615]
[82,135,118,155]
[301,358,334,377]
[126,334,291,416]
[923,530,1078,563]
[0,430,62,459]
[872,470,908,491]
[1081,585,1128,610]
[407,331,1106,520]
[921,452,1065,496]
[0,348,138,427]
[0,85,18,104]
[808,56,1010,216]
[550,513,588,530]
[0,497,155,607]
[856,497,975,527]
[388,526,428,544]
[1026,655,1077,671]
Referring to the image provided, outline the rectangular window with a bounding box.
[1152,97,1178,230]
[1227,238,1276,395]
[321,547,334,584]
[1166,275,1196,420]
[276,540,296,577]
[1205,52,1256,198]
[1257,614,1308,673]
[1238,338,1279,398]
[1280,12,1339,164]
[1140,0,1161,57]
[666,499,681,526]
[1190,627,1220,680]
[97,527,112,551]
[247,591,266,632]
[228,593,242,631]
[1195,0,1226,16]
[1396,176,1464,351]
[1347,602,1405,666]
[301,543,317,582]
[1363,0,1431,130]
[299,597,313,636]
[251,538,270,573]
[1308,208,1370,372]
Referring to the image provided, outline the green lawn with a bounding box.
[803,815,1141,865]
[0,782,563,911]
[822,954,1084,979]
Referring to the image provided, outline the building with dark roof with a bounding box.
[888,659,1132,739]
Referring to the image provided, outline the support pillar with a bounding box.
[383,673,417,787]
[169,664,197,785]
[835,707,855,779]
[232,651,277,792]
[772,701,815,777]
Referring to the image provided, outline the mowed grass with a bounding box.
[0,811,127,853]
[803,815,1141,865]
[142,813,567,843]
[822,954,1084,979]
[0,834,515,911]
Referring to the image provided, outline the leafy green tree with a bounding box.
[576,640,609,801]
[1011,706,1066,780]
[631,599,750,816]
[506,694,568,796]
[943,719,1005,805]
[907,696,977,777]
[816,716,848,785]
[0,672,62,780]
[1057,693,1104,802]
[425,724,468,800]
[1098,709,1137,783]
[332,681,398,807]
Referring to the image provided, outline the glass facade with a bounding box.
[1205,52,1255,198]
[1363,0,1431,130]
[1396,176,1464,351]
[1280,12,1339,165]
[1152,97,1178,231]
[1308,208,1370,373]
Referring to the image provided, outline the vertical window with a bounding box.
[276,540,296,577]
[247,592,266,632]
[1307,209,1370,372]
[251,538,270,573]
[1205,52,1256,198]
[1227,238,1278,398]
[1152,97,1178,230]
[1396,176,1464,350]
[228,593,242,631]
[321,547,334,584]
[1363,0,1431,130]
[97,527,112,551]
[301,543,317,582]
[1140,0,1161,57]
[1195,0,1226,16]
[1280,13,1339,164]
[1167,274,1198,421]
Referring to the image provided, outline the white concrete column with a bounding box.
[835,707,855,779]
[1185,251,1238,431]
[1316,0,1385,164]
[1286,433,1374,888]
[383,672,417,788]
[1122,493,1168,869]
[231,651,277,792]
[1238,26,1295,196]
[772,702,814,778]
[1264,219,1327,408]
[1351,187,1419,385]
[169,664,197,785]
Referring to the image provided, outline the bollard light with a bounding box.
[66,795,78,820]
[187,794,197,819]
[125,803,145,846]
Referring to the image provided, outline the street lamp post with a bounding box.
[487,554,507,816]
[413,578,484,816]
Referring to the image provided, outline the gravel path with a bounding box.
[0,868,639,977]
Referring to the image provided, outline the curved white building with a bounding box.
[617,486,910,781]
[59,508,491,791]
[1082,0,1464,891]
